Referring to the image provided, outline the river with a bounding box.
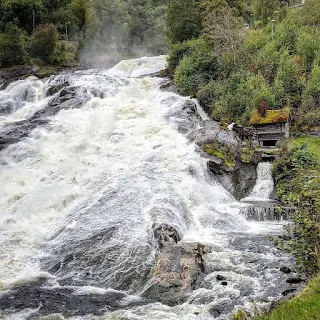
[0,56,296,320]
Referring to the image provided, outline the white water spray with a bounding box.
[0,57,294,320]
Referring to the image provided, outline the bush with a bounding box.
[272,140,320,274]
[0,23,28,67]
[273,50,305,108]
[253,41,281,85]
[301,64,320,110]
[173,42,218,96]
[197,72,275,124]
[30,24,59,64]
[167,38,209,74]
[295,27,320,71]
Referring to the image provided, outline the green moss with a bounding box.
[240,142,257,163]
[203,142,236,167]
[34,66,59,78]
[261,148,281,155]
[250,107,290,125]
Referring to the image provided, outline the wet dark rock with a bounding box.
[216,275,227,281]
[221,281,228,286]
[153,223,181,248]
[209,159,257,200]
[142,239,207,306]
[0,83,98,151]
[159,79,177,93]
[166,100,258,200]
[0,66,38,90]
[0,278,146,318]
[0,100,15,115]
[209,302,234,317]
[282,288,297,296]
[209,308,221,317]
[0,119,49,151]
[286,277,303,284]
[280,267,292,274]
[0,77,8,90]
[46,82,70,97]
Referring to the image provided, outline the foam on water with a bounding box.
[242,162,274,202]
[0,57,293,319]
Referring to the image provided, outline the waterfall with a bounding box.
[0,57,295,320]
[243,162,275,202]
[240,162,290,223]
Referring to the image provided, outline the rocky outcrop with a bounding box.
[209,159,258,200]
[165,97,258,200]
[0,66,83,91]
[0,66,38,90]
[141,224,209,306]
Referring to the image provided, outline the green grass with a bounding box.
[289,136,320,162]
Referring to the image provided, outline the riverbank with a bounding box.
[0,64,83,90]
[234,135,320,319]
[253,273,320,320]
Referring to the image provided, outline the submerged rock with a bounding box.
[280,267,292,274]
[0,278,143,317]
[286,277,303,284]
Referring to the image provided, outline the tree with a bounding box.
[203,6,245,65]
[273,51,304,108]
[1,0,46,34]
[253,0,280,25]
[30,24,59,63]
[167,0,202,43]
[173,40,218,95]
[0,23,28,67]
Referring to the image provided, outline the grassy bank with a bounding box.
[235,136,320,319]
[253,274,320,320]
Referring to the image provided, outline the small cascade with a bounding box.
[243,162,274,202]
[240,204,289,221]
[241,162,288,222]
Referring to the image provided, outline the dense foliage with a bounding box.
[167,0,320,130]
[272,137,320,275]
[0,0,167,67]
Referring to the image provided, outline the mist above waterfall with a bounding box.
[79,0,167,68]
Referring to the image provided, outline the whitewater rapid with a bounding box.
[0,56,295,319]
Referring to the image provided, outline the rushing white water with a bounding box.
[242,162,275,202]
[0,57,294,320]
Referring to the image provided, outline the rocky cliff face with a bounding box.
[165,96,258,200]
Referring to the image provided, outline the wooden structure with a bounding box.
[250,108,290,148]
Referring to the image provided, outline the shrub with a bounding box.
[167,38,208,74]
[301,64,320,111]
[273,50,304,108]
[272,140,320,274]
[173,43,218,96]
[295,27,320,71]
[30,24,59,64]
[253,41,281,85]
[0,23,28,67]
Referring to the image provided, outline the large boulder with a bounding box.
[141,224,209,306]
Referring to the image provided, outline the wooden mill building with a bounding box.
[250,107,290,148]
